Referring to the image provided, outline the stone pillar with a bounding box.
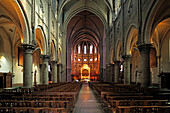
[40,55,50,84]
[22,44,35,88]
[122,55,131,84]
[61,64,66,82]
[52,60,58,83]
[110,64,114,83]
[57,63,62,82]
[67,44,72,82]
[61,32,66,82]
[138,44,152,88]
[106,64,113,83]
[114,61,120,83]
[106,64,110,82]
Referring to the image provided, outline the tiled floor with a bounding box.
[73,83,104,113]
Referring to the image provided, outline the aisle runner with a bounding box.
[73,83,104,113]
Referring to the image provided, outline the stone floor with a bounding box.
[73,83,104,113]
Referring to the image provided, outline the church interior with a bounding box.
[0,0,170,112]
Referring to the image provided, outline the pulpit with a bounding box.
[0,73,12,88]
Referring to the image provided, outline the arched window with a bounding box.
[78,45,81,54]
[94,46,97,53]
[90,45,93,54]
[84,45,87,54]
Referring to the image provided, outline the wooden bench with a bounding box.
[0,100,73,109]
[11,96,74,101]
[0,82,82,113]
[0,107,67,113]
[107,99,168,112]
[117,105,170,113]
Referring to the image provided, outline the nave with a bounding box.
[1,81,170,113]
[73,83,103,113]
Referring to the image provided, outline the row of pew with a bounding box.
[89,82,170,113]
[0,82,82,113]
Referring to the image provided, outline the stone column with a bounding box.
[114,60,120,83]
[138,44,152,88]
[22,44,35,88]
[67,44,72,82]
[106,64,110,82]
[52,60,58,83]
[61,32,66,82]
[110,64,114,83]
[122,55,131,84]
[40,55,50,84]
[106,64,113,83]
[57,63,62,82]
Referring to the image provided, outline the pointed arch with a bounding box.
[35,26,47,54]
[144,0,170,43]
[0,0,30,44]
[125,25,138,55]
[63,6,108,33]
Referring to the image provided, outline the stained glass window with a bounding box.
[90,45,93,54]
[78,45,81,54]
[84,45,87,54]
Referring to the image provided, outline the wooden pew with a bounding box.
[117,105,170,113]
[0,82,82,113]
[0,100,73,109]
[107,99,168,113]
[0,107,67,113]
[101,91,143,99]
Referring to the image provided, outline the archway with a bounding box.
[33,27,47,85]
[0,0,29,87]
[126,27,141,84]
[145,0,170,87]
[66,11,105,82]
[150,18,170,88]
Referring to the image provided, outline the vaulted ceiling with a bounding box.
[58,0,115,31]
[67,11,104,47]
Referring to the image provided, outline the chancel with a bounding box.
[0,0,170,113]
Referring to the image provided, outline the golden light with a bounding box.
[41,49,43,54]
[81,64,90,81]
[150,38,153,44]
[0,56,6,63]
[82,64,89,69]
[129,50,132,55]
[21,36,23,43]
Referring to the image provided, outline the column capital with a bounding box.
[122,55,132,59]
[57,63,62,66]
[22,44,35,50]
[113,60,120,64]
[52,60,58,64]
[40,55,50,61]
[138,44,152,52]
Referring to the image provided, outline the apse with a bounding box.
[66,11,105,82]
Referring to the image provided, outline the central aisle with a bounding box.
[73,83,104,113]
